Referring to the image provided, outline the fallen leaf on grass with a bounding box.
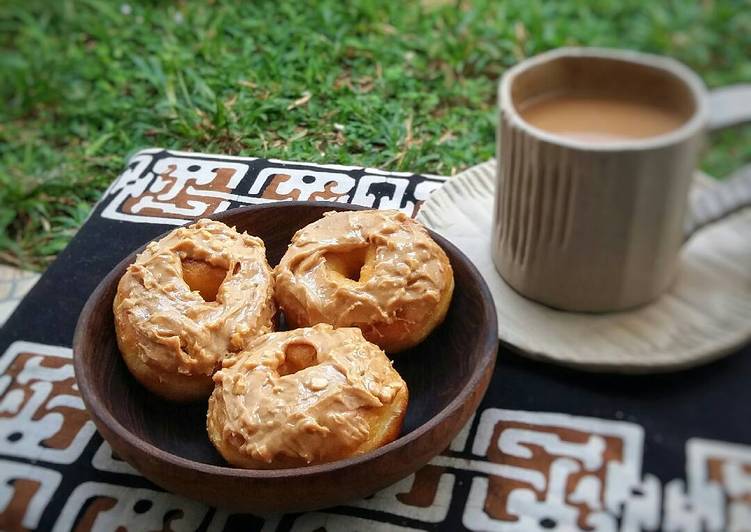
[438,130,455,144]
[288,91,312,110]
[289,127,308,142]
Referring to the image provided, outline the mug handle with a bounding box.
[684,84,751,240]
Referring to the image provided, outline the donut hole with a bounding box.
[324,247,369,282]
[181,258,228,302]
[278,342,318,375]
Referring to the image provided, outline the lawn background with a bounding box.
[1,0,750,270]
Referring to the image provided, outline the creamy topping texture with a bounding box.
[208,324,405,464]
[114,219,275,377]
[274,209,452,335]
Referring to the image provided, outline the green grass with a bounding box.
[1,0,750,270]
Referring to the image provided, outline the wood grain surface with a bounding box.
[73,201,499,512]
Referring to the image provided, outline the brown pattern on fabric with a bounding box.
[121,164,238,219]
[1,352,89,451]
[261,173,300,201]
[0,478,41,532]
[101,150,447,224]
[72,499,187,532]
[260,174,351,203]
[484,420,623,529]
[708,457,751,505]
[258,171,354,203]
[74,497,118,532]
[396,465,447,508]
[309,181,348,202]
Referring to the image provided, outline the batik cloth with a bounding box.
[1,148,749,531]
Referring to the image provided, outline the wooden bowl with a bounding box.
[73,202,498,513]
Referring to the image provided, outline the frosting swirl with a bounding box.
[114,219,276,378]
[274,209,453,352]
[207,324,406,466]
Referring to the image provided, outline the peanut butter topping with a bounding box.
[208,324,406,465]
[274,210,453,342]
[113,219,275,377]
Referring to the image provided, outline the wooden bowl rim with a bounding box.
[73,201,499,480]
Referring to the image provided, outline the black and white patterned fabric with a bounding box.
[0,149,749,531]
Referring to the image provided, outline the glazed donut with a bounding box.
[207,324,408,468]
[274,210,454,353]
[113,219,276,402]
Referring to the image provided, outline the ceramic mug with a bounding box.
[493,47,751,312]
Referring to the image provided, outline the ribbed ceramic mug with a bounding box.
[493,48,751,312]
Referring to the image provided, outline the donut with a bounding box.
[274,210,454,353]
[207,324,408,468]
[113,219,276,402]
